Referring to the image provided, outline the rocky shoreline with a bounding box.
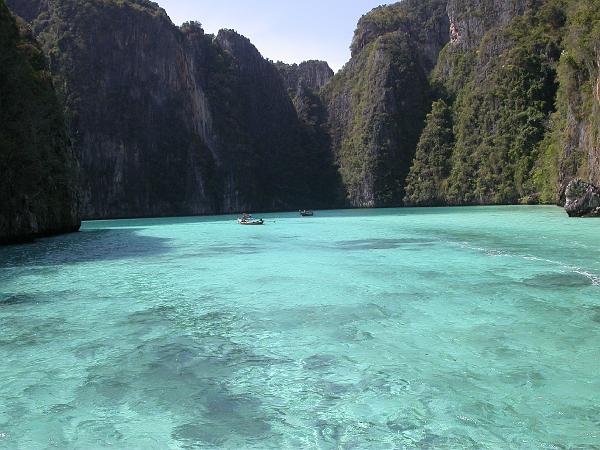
[565,179,600,217]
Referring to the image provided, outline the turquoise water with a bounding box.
[1,206,599,449]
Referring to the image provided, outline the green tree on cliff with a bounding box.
[404,99,454,206]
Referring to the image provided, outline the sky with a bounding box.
[155,0,389,72]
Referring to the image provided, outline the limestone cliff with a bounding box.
[335,0,599,209]
[0,0,80,244]
[276,60,334,94]
[276,60,342,205]
[405,0,566,206]
[548,0,600,203]
[446,0,531,49]
[321,0,449,207]
[6,0,598,217]
[7,0,338,218]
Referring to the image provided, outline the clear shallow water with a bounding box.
[1,206,599,449]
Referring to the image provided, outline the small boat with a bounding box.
[238,217,264,225]
[300,210,314,217]
[238,214,264,225]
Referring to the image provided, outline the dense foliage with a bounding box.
[406,0,600,206]
[322,0,449,207]
[447,4,564,205]
[544,0,600,201]
[4,0,599,221]
[404,100,454,206]
[0,0,79,243]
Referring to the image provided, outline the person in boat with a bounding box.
[238,213,263,225]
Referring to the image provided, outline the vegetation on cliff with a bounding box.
[0,0,79,244]
[405,0,567,205]
[7,0,341,219]
[545,0,600,201]
[332,0,598,209]
[322,0,449,207]
[405,0,600,207]
[4,0,599,218]
[403,100,454,206]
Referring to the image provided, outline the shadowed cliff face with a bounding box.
[277,60,334,94]
[208,30,342,210]
[6,0,339,219]
[276,60,344,206]
[322,0,450,208]
[60,2,219,219]
[0,0,80,244]
[7,0,220,219]
[6,0,597,217]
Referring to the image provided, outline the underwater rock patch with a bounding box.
[337,238,434,250]
[0,293,38,306]
[522,272,593,288]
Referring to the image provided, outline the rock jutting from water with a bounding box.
[564,179,600,217]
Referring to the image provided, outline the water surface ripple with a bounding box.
[1,206,599,448]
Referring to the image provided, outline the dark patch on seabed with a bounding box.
[171,393,272,448]
[588,305,600,323]
[0,293,38,307]
[125,305,180,326]
[0,315,68,347]
[59,311,281,447]
[522,272,593,288]
[178,244,260,258]
[337,238,435,250]
[303,354,339,370]
[0,228,172,270]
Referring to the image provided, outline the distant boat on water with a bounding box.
[238,213,264,225]
[300,210,314,217]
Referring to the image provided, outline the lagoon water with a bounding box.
[1,206,599,448]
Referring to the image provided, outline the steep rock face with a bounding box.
[446,0,530,48]
[275,60,343,205]
[7,0,336,218]
[351,2,448,69]
[7,0,220,218]
[322,0,449,207]
[549,0,600,203]
[0,0,80,244]
[276,60,334,93]
[436,0,533,92]
[406,0,600,207]
[209,30,333,210]
[276,61,334,129]
[406,0,565,206]
[564,178,600,217]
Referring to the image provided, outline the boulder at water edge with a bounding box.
[565,179,600,217]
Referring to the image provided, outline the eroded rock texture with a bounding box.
[565,179,600,217]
